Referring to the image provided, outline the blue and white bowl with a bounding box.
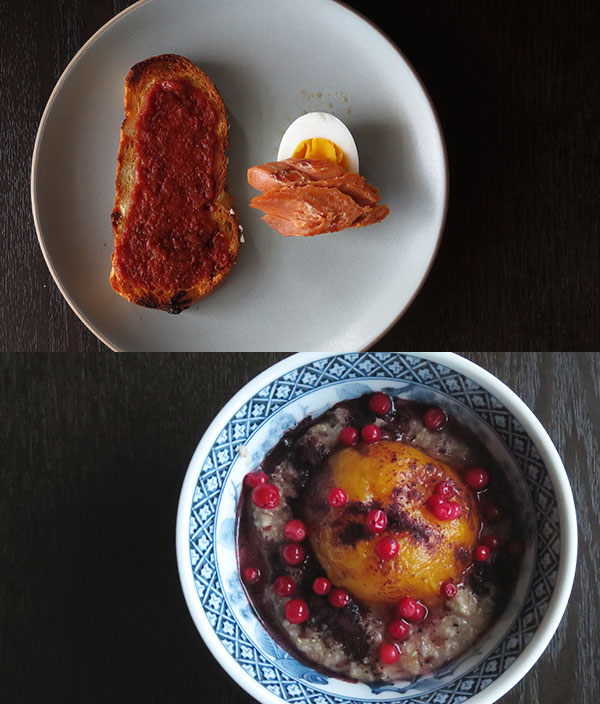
[176,353,577,704]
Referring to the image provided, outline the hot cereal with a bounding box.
[236,394,523,681]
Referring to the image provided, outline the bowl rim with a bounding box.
[175,352,577,704]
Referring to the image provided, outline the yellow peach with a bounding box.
[305,441,480,605]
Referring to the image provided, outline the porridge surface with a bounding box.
[238,396,521,681]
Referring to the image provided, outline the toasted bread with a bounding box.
[110,54,240,314]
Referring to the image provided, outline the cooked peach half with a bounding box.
[305,441,480,604]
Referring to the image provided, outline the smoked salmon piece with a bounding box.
[318,173,381,207]
[247,158,348,191]
[247,158,389,237]
[251,183,389,237]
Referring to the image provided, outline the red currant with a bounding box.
[440,580,457,599]
[425,495,452,520]
[328,487,348,507]
[369,392,392,415]
[465,467,489,491]
[423,407,447,430]
[312,577,332,595]
[273,575,295,597]
[414,603,426,621]
[388,619,411,640]
[435,481,456,499]
[361,424,381,443]
[285,598,309,624]
[447,501,462,518]
[378,643,400,664]
[283,519,307,542]
[481,534,500,550]
[242,567,260,584]
[396,597,426,622]
[282,542,305,565]
[375,536,399,561]
[366,508,388,533]
[251,483,280,509]
[426,494,446,509]
[328,588,350,608]
[474,544,490,562]
[339,426,359,446]
[243,470,267,488]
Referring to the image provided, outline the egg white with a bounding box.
[277,112,359,173]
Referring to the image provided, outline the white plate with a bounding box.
[31,0,448,351]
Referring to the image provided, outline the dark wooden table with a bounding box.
[1,0,599,351]
[1,352,597,703]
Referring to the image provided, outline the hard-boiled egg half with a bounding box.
[277,112,359,173]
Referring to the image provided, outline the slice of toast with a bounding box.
[110,54,240,314]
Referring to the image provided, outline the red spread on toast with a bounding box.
[114,79,230,289]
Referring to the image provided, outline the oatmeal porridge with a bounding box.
[237,393,523,681]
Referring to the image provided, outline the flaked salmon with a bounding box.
[250,183,389,237]
[247,158,348,191]
[247,158,389,237]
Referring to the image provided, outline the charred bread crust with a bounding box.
[110,54,240,313]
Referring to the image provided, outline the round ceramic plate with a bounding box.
[176,352,577,704]
[31,0,447,351]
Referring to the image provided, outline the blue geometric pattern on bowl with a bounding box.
[186,353,559,703]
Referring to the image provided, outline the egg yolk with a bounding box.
[291,138,348,170]
[307,441,480,605]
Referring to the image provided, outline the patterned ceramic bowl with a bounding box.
[176,353,576,704]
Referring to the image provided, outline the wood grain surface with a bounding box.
[1,0,599,351]
[1,352,597,704]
